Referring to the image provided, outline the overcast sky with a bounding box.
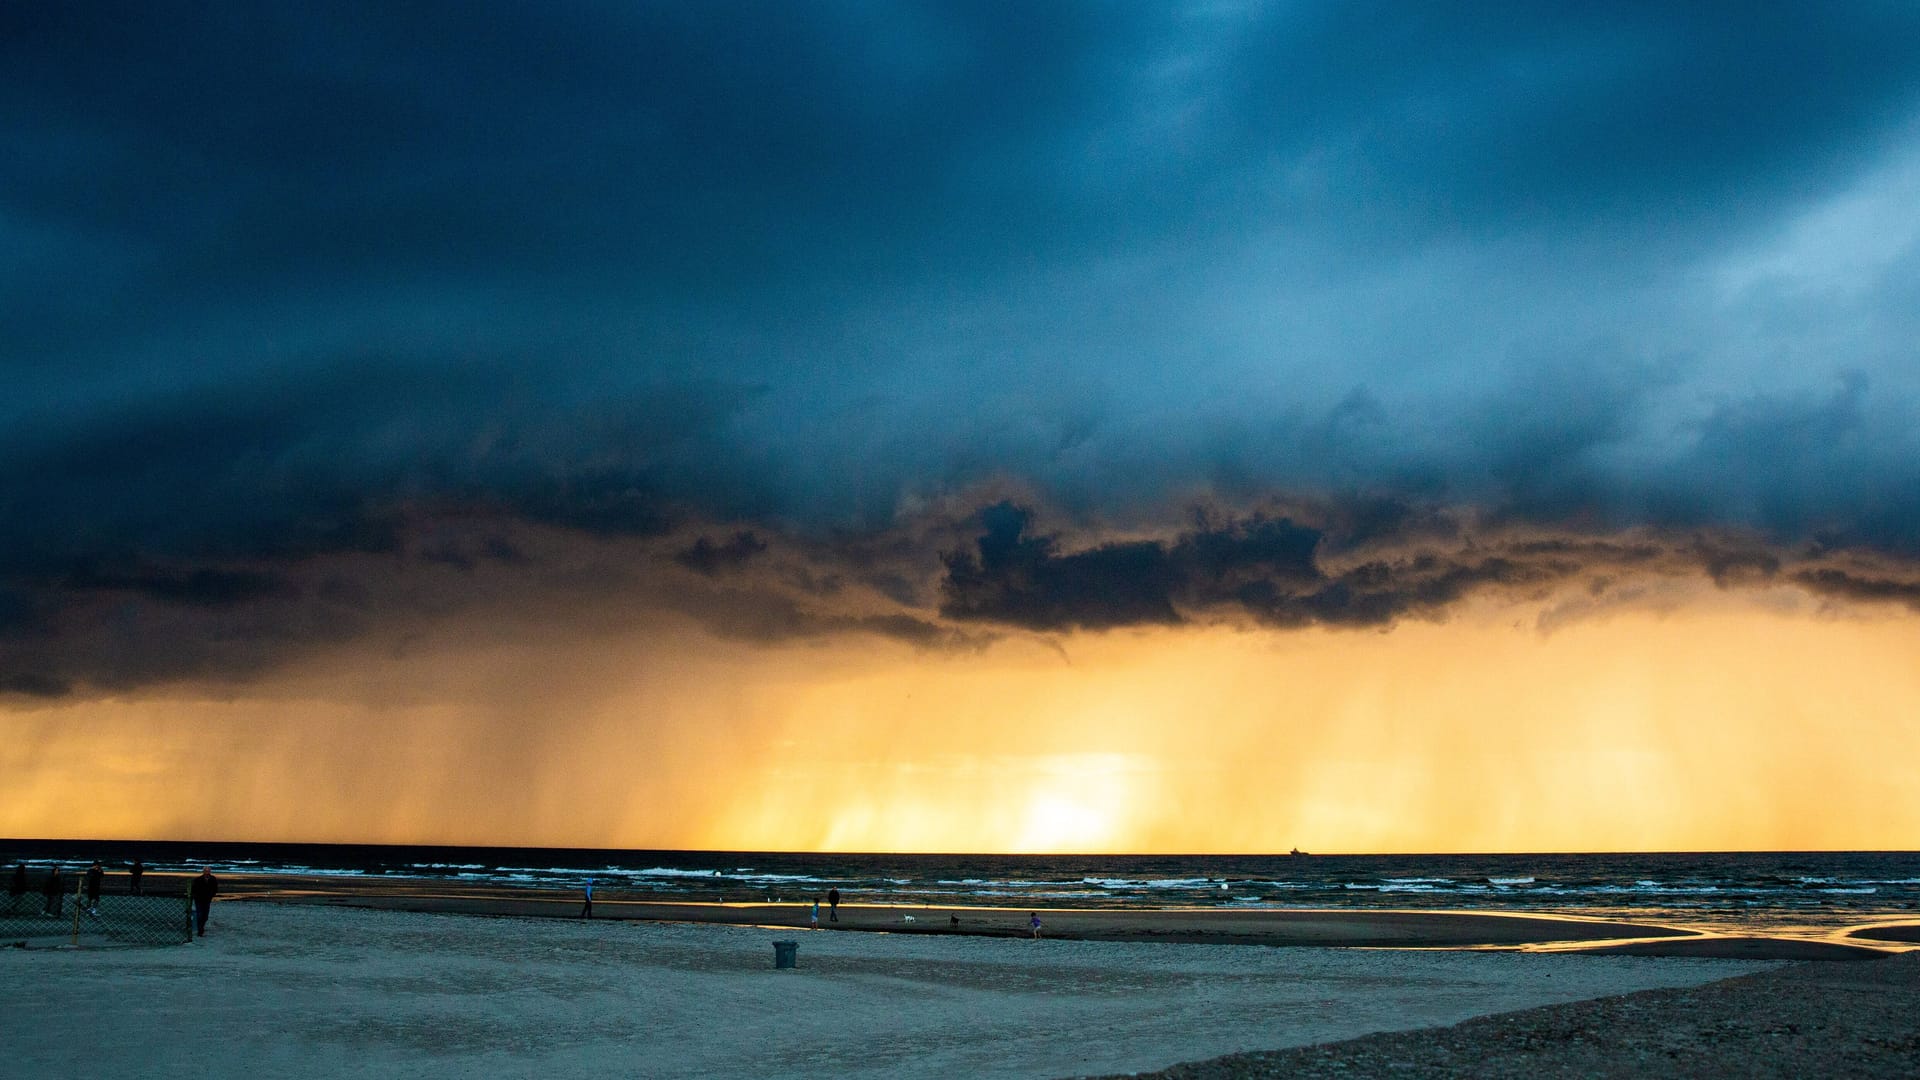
[6,3,1920,698]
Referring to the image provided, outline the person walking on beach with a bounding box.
[1029,912,1042,939]
[827,886,840,923]
[809,899,820,930]
[190,868,218,936]
[7,863,25,913]
[42,867,63,916]
[580,878,594,919]
[84,860,104,916]
[129,857,144,895]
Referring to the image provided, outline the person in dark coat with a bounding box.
[42,867,63,916]
[129,857,144,896]
[84,860,104,915]
[827,886,840,923]
[190,868,219,936]
[7,863,26,912]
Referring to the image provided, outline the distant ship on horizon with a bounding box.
[1290,847,1309,857]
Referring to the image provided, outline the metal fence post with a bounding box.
[0,884,201,947]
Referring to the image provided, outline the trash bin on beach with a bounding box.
[772,940,799,969]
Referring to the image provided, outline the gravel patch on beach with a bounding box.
[1096,952,1920,1079]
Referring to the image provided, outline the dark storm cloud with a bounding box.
[674,532,769,577]
[0,672,71,700]
[5,4,1920,692]
[936,499,1920,634]
[941,503,1183,630]
[60,562,290,608]
[1217,5,1920,232]
[1649,373,1920,552]
[680,586,984,652]
[940,501,1553,632]
[1794,568,1920,605]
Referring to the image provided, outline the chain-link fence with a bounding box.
[2,878,191,947]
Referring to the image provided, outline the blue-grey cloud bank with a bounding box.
[5,3,1920,693]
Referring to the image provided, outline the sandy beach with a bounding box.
[2,899,1783,1078]
[1101,952,1920,1078]
[9,883,1915,1077]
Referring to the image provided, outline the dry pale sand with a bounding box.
[1097,952,1920,1079]
[1,900,1772,1079]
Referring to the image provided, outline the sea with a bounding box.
[5,842,1916,936]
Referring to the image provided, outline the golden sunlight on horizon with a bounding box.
[5,589,1919,854]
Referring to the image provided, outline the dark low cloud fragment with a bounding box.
[0,588,42,633]
[940,502,1502,631]
[1181,516,1561,629]
[481,537,530,565]
[1177,514,1322,587]
[941,504,1182,631]
[687,586,984,652]
[1228,554,1548,630]
[1792,567,1920,610]
[940,501,1523,632]
[61,562,290,608]
[416,533,533,572]
[0,671,70,699]
[1691,538,1783,588]
[938,499,1920,635]
[674,531,768,577]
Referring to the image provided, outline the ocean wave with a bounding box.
[237,865,393,878]
[632,867,731,879]
[1081,877,1223,890]
[497,866,598,876]
[737,872,825,883]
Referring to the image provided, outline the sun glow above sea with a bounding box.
[6,590,1919,854]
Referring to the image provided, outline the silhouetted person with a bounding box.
[129,858,144,896]
[7,863,25,912]
[84,860,103,915]
[580,878,594,919]
[827,886,840,922]
[42,867,63,916]
[190,868,218,936]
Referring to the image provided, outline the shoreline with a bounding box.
[196,871,1901,960]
